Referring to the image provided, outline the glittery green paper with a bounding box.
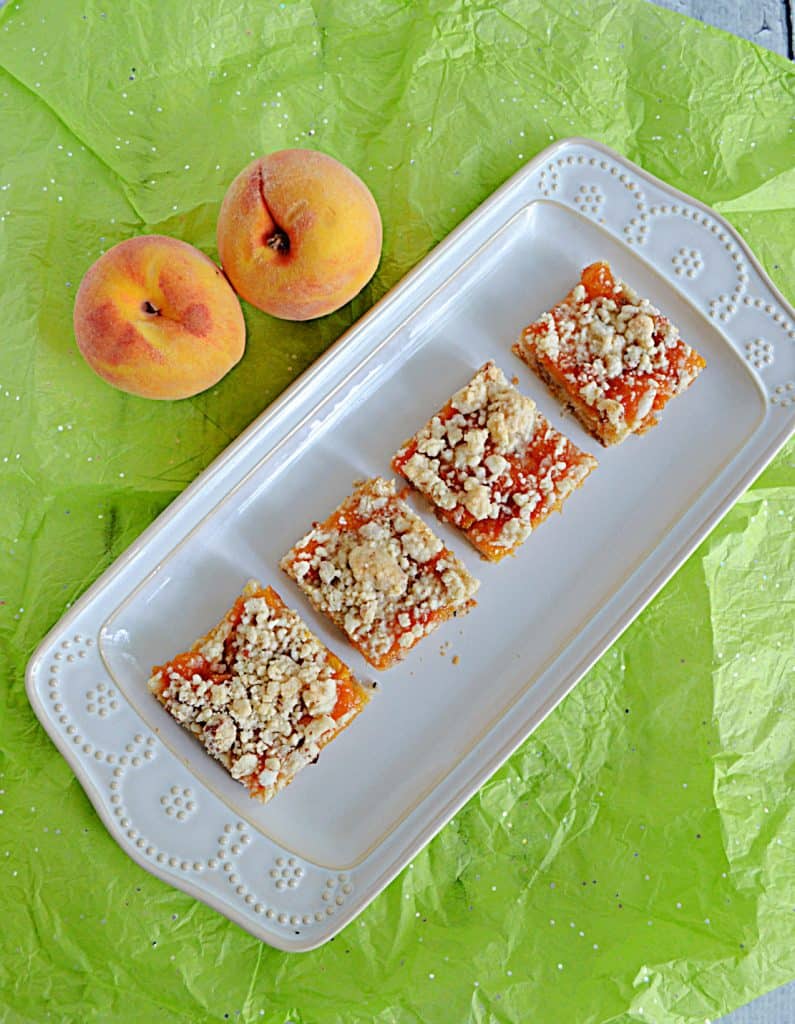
[1,1,793,1022]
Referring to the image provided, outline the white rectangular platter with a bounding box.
[26,138,795,951]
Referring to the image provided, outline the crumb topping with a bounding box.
[520,265,701,435]
[393,363,595,555]
[280,478,479,667]
[148,582,362,801]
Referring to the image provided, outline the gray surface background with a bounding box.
[646,5,793,1022]
[651,0,793,59]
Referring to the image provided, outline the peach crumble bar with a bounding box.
[280,477,479,670]
[148,581,368,803]
[513,261,706,446]
[391,362,597,562]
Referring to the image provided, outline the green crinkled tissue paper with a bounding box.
[1,1,793,1021]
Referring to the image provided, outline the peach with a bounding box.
[74,235,245,400]
[217,149,382,321]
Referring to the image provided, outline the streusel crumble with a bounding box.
[280,478,479,669]
[148,581,368,803]
[392,362,597,561]
[513,261,705,445]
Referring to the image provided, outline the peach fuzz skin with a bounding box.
[73,235,246,400]
[217,149,382,321]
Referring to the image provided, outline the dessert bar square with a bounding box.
[148,581,368,803]
[280,477,479,670]
[513,261,706,446]
[391,362,597,562]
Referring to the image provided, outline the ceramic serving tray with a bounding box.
[26,138,795,951]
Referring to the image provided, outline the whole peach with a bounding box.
[74,235,245,400]
[217,149,382,321]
